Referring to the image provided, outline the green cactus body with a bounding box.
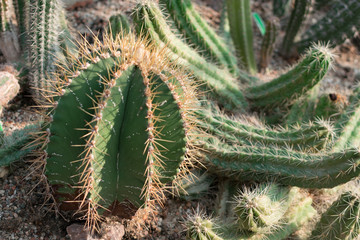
[233,183,289,233]
[0,0,10,31]
[333,86,360,151]
[298,0,360,52]
[246,45,333,109]
[178,169,215,201]
[133,2,249,111]
[219,3,236,56]
[160,0,240,77]
[41,34,197,229]
[226,0,257,75]
[12,0,30,49]
[201,136,360,188]
[0,124,39,167]
[259,19,277,71]
[197,108,334,150]
[108,13,131,39]
[28,0,64,103]
[310,191,360,240]
[281,0,310,56]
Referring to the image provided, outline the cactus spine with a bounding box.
[246,44,333,109]
[226,0,257,75]
[36,34,198,230]
[310,191,360,240]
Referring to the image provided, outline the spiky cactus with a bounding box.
[310,191,360,239]
[259,18,277,71]
[34,33,198,230]
[226,0,257,75]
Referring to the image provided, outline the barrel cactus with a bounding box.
[32,33,198,230]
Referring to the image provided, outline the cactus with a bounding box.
[28,0,66,103]
[0,124,39,167]
[178,169,215,201]
[34,33,198,230]
[281,0,310,56]
[310,191,360,240]
[133,1,249,110]
[298,0,360,52]
[246,44,333,109]
[197,107,334,151]
[200,134,360,188]
[108,13,131,39]
[232,183,290,233]
[259,18,277,71]
[12,0,30,50]
[0,0,10,32]
[185,187,316,240]
[226,0,257,75]
[160,0,240,77]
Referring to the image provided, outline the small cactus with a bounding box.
[259,18,278,71]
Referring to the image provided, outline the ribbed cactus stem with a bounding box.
[197,108,334,150]
[310,191,360,240]
[201,136,360,188]
[298,0,360,52]
[233,183,289,233]
[160,0,240,77]
[0,0,10,31]
[108,13,131,39]
[246,44,333,109]
[28,0,64,103]
[133,1,248,110]
[332,85,360,151]
[281,0,310,56]
[0,124,39,167]
[227,0,257,75]
[12,0,30,49]
[259,19,277,71]
[39,33,198,230]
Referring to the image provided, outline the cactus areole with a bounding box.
[39,34,198,228]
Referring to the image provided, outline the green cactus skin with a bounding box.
[332,86,360,151]
[259,19,277,71]
[226,0,257,75]
[38,34,197,230]
[28,0,65,103]
[310,191,360,240]
[58,9,78,61]
[286,90,342,126]
[233,183,289,233]
[281,0,310,56]
[197,107,334,151]
[12,0,30,50]
[108,13,131,39]
[133,2,249,111]
[201,135,360,189]
[272,0,292,18]
[160,0,240,77]
[298,0,360,52]
[0,124,39,167]
[0,0,10,32]
[219,3,236,57]
[246,44,333,109]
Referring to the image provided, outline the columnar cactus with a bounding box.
[226,0,257,75]
[35,33,198,230]
[259,19,277,71]
[310,191,360,239]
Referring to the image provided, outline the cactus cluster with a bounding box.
[0,0,359,238]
